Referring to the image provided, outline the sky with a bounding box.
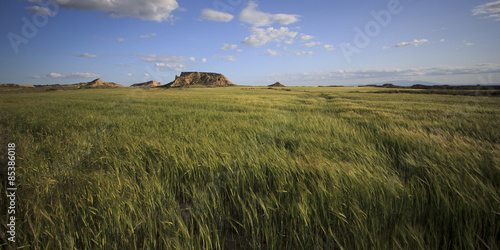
[1,0,500,86]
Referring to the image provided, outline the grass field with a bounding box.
[1,86,499,249]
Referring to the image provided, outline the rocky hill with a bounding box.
[268,82,285,87]
[0,83,35,88]
[130,80,161,88]
[164,72,234,88]
[77,78,123,88]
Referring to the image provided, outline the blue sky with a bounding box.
[1,0,500,86]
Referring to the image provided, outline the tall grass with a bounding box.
[1,87,499,249]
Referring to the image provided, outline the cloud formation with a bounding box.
[302,41,321,47]
[134,53,196,71]
[238,1,300,27]
[31,72,99,79]
[28,0,179,22]
[155,63,187,71]
[76,52,98,58]
[383,39,429,49]
[213,55,236,61]
[200,9,234,22]
[295,51,313,56]
[265,49,280,56]
[463,40,474,46]
[271,64,500,82]
[93,35,126,42]
[472,1,500,21]
[323,44,335,51]
[133,53,193,63]
[299,35,314,41]
[221,43,238,50]
[140,33,157,39]
[25,6,56,16]
[241,27,298,47]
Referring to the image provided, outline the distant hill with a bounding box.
[361,79,500,87]
[268,82,285,87]
[77,78,123,88]
[131,80,161,88]
[359,81,500,90]
[0,83,34,88]
[362,80,439,87]
[163,72,234,88]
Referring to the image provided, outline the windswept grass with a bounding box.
[1,87,499,249]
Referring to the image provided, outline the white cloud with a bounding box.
[302,41,321,47]
[31,72,99,79]
[155,63,187,71]
[238,1,300,27]
[463,40,474,46]
[440,39,445,42]
[28,0,179,22]
[271,64,500,82]
[93,35,126,42]
[221,43,238,50]
[133,53,192,63]
[25,6,55,16]
[299,35,314,41]
[140,33,157,39]
[116,63,127,66]
[324,44,335,51]
[76,52,98,58]
[241,27,298,47]
[92,36,109,42]
[200,9,234,22]
[295,51,313,56]
[394,39,428,48]
[265,49,280,56]
[213,55,236,61]
[385,39,429,49]
[127,73,132,76]
[472,1,500,21]
[144,73,150,76]
[236,49,243,52]
[201,58,207,63]
[134,53,195,70]
[224,56,236,61]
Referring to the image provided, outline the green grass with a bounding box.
[359,88,500,97]
[1,87,499,249]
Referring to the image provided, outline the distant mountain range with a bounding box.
[130,80,161,88]
[361,80,500,87]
